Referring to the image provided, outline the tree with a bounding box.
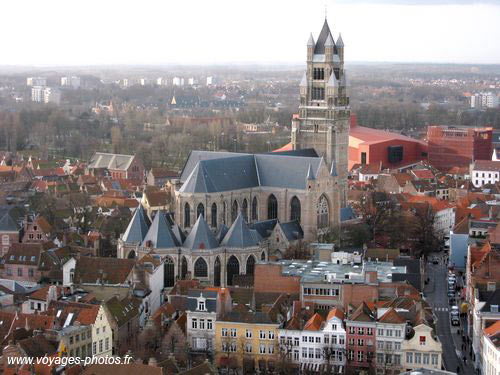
[162,320,189,367]
[283,240,310,260]
[411,203,440,259]
[275,338,296,375]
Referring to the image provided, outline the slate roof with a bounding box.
[142,211,179,248]
[279,220,304,241]
[340,206,356,222]
[0,207,19,232]
[307,33,315,47]
[221,212,261,248]
[88,152,136,171]
[122,205,150,244]
[314,19,333,55]
[300,71,307,87]
[219,310,276,324]
[171,224,186,244]
[179,151,324,193]
[479,289,500,313]
[186,290,217,313]
[183,215,219,250]
[250,219,277,239]
[336,33,344,47]
[215,224,229,243]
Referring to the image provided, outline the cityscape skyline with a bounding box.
[1,0,499,66]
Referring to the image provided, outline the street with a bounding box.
[424,259,475,374]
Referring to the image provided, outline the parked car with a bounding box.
[451,316,460,326]
[448,290,455,297]
[451,306,459,316]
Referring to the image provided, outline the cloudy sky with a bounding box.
[1,0,499,65]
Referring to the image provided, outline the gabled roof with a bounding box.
[122,205,150,244]
[349,302,375,322]
[306,164,316,180]
[0,209,19,232]
[171,224,186,244]
[73,257,135,284]
[327,72,338,88]
[88,152,136,171]
[378,307,406,324]
[325,32,334,47]
[221,212,261,248]
[105,296,141,328]
[327,307,344,321]
[142,211,179,248]
[183,215,219,250]
[314,19,333,54]
[304,313,324,331]
[216,224,229,243]
[278,220,304,241]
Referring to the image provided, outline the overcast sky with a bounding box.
[1,0,499,66]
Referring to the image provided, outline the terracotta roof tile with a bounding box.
[303,313,324,331]
[378,307,406,324]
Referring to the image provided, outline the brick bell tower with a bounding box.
[291,18,349,206]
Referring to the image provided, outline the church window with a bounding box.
[194,257,208,278]
[231,200,239,223]
[242,199,248,222]
[251,197,258,221]
[222,202,227,225]
[211,203,217,228]
[196,203,204,218]
[290,196,301,222]
[267,194,278,220]
[261,251,266,261]
[184,203,191,227]
[246,255,256,275]
[312,87,325,100]
[313,68,325,80]
[317,194,329,229]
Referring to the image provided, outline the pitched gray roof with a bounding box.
[307,33,315,47]
[187,290,218,313]
[122,205,150,244]
[250,219,277,239]
[179,152,324,193]
[330,163,338,177]
[306,164,316,180]
[88,152,136,171]
[221,212,261,248]
[183,215,219,250]
[0,208,19,232]
[327,72,338,88]
[142,211,179,248]
[216,224,229,244]
[340,207,356,222]
[314,19,332,55]
[279,220,304,241]
[180,151,246,183]
[171,224,186,244]
[336,33,344,47]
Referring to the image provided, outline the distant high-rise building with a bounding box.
[172,77,184,86]
[122,78,129,87]
[27,77,46,86]
[31,86,61,105]
[471,92,499,109]
[140,78,150,86]
[156,77,167,86]
[206,76,214,86]
[188,77,198,86]
[427,125,493,170]
[61,76,81,89]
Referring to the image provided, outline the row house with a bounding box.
[345,302,377,373]
[186,287,232,353]
[0,206,21,256]
[401,317,442,371]
[375,307,407,374]
[215,309,279,373]
[482,320,500,375]
[279,307,346,373]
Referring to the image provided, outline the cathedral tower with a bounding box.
[291,19,349,206]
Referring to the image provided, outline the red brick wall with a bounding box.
[254,264,300,294]
[346,323,376,369]
[341,284,378,310]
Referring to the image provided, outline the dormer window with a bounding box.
[197,295,207,311]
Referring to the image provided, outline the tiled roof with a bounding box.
[28,286,62,301]
[304,313,324,331]
[412,169,435,180]
[17,335,57,357]
[472,160,500,172]
[378,307,406,324]
[144,190,169,207]
[82,364,163,375]
[88,152,136,171]
[326,307,344,321]
[73,257,135,284]
[105,296,141,328]
[349,302,375,322]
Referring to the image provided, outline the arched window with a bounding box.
[246,255,256,275]
[231,200,239,223]
[214,257,221,287]
[184,203,190,227]
[211,203,217,228]
[164,256,175,287]
[127,250,136,259]
[197,203,204,219]
[267,194,278,220]
[194,257,208,278]
[251,197,258,221]
[290,196,301,222]
[181,256,188,279]
[317,194,329,229]
[222,202,227,225]
[261,251,266,261]
[242,199,248,222]
[227,256,240,286]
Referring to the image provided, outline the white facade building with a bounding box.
[375,308,407,373]
[470,160,500,187]
[61,76,81,89]
[27,77,46,86]
[434,205,456,239]
[172,77,184,86]
[471,92,499,109]
[482,321,500,375]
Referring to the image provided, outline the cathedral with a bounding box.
[117,18,349,288]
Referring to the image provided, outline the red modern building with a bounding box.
[349,115,428,170]
[427,125,493,171]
